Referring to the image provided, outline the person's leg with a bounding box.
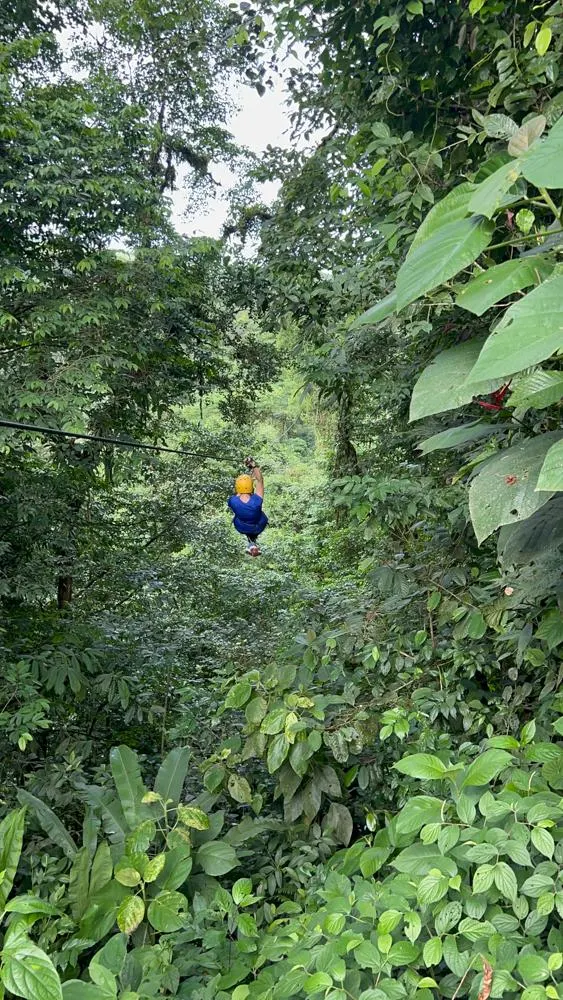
[245,533,261,556]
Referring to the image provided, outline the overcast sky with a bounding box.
[173,77,293,238]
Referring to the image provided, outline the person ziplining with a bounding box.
[227,457,269,557]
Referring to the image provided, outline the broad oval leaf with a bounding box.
[462,749,514,786]
[522,116,563,188]
[116,895,145,934]
[410,338,503,422]
[0,809,27,910]
[16,793,76,860]
[536,438,563,491]
[154,747,190,806]
[147,890,188,932]
[408,182,477,254]
[397,217,494,310]
[352,291,397,328]
[508,115,546,156]
[3,940,63,1000]
[468,161,523,218]
[468,432,561,543]
[498,494,563,563]
[393,754,447,779]
[468,276,563,381]
[456,258,551,316]
[417,420,499,456]
[196,840,239,876]
[109,747,146,830]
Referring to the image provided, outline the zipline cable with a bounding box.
[0,418,234,461]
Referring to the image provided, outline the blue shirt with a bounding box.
[227,493,269,535]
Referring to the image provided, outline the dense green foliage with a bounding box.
[1,1,562,999]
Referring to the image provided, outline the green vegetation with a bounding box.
[1,1,562,1000]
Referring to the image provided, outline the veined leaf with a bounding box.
[154,747,190,806]
[417,420,500,455]
[393,754,448,779]
[456,259,551,316]
[509,369,563,410]
[536,438,563,491]
[498,495,563,564]
[462,748,513,786]
[507,115,546,156]
[407,182,476,255]
[2,939,63,1000]
[468,432,561,543]
[410,338,503,422]
[468,276,563,381]
[17,792,77,859]
[397,217,494,309]
[468,160,523,218]
[352,291,396,328]
[109,746,146,830]
[84,787,127,844]
[0,809,26,912]
[522,113,563,188]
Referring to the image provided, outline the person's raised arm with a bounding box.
[252,464,264,499]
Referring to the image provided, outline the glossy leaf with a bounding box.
[196,840,239,876]
[536,438,563,491]
[456,258,550,315]
[468,277,563,381]
[468,432,561,543]
[468,161,522,218]
[522,116,563,187]
[2,940,63,1000]
[154,747,190,806]
[0,809,26,912]
[416,420,499,455]
[462,749,513,786]
[16,793,76,860]
[410,338,502,421]
[397,217,494,309]
[109,747,146,830]
[352,291,396,328]
[147,890,188,932]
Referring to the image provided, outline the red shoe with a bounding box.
[246,544,261,557]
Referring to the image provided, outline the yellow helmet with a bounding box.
[235,474,254,495]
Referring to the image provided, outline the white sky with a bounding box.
[174,77,293,238]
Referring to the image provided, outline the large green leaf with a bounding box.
[154,747,191,806]
[397,217,494,310]
[89,841,113,897]
[63,983,109,1000]
[394,796,445,836]
[498,495,563,564]
[456,259,551,316]
[417,420,500,455]
[536,438,563,491]
[468,276,563,380]
[2,939,63,1000]
[407,182,476,255]
[410,338,503,422]
[68,847,91,921]
[462,749,513,787]
[0,809,26,912]
[468,160,523,218]
[17,792,77,860]
[109,746,146,830]
[196,840,239,876]
[352,291,396,328]
[468,432,561,543]
[84,787,127,844]
[509,369,563,410]
[147,890,188,932]
[522,116,563,188]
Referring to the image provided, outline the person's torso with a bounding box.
[229,494,263,524]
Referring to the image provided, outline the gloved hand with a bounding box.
[244,456,257,470]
